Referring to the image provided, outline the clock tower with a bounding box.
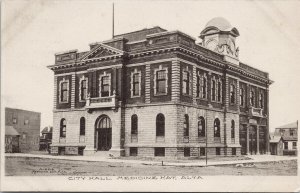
[200,17,240,65]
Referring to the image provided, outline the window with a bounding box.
[183,71,190,95]
[211,80,216,101]
[131,114,138,135]
[101,76,110,97]
[230,84,235,104]
[80,117,85,136]
[12,117,17,124]
[290,129,295,136]
[60,118,66,138]
[24,119,29,125]
[200,147,205,156]
[130,147,138,156]
[202,76,207,98]
[214,118,220,137]
[156,113,165,136]
[132,73,140,96]
[198,116,205,137]
[250,90,255,106]
[216,147,221,155]
[231,120,235,138]
[155,147,165,156]
[232,148,236,155]
[196,74,200,97]
[60,80,69,103]
[217,80,222,102]
[154,65,168,95]
[183,114,189,137]
[284,142,288,150]
[184,147,190,157]
[292,142,297,149]
[258,93,263,108]
[240,88,244,106]
[79,78,87,101]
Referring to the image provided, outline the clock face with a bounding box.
[206,38,218,51]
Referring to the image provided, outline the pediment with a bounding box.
[81,43,124,61]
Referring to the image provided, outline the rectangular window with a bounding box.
[130,147,138,156]
[182,71,190,95]
[101,76,110,97]
[24,119,29,125]
[284,142,288,150]
[12,117,17,124]
[239,88,244,106]
[216,147,221,155]
[61,82,68,102]
[156,70,167,94]
[184,147,190,157]
[200,148,205,156]
[80,79,87,100]
[211,80,216,101]
[132,73,140,96]
[290,130,294,136]
[292,142,297,149]
[232,148,236,155]
[154,147,165,157]
[196,75,200,97]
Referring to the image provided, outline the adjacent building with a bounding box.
[5,107,41,152]
[48,17,273,157]
[270,121,298,156]
[39,126,53,151]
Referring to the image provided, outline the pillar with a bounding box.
[171,59,180,102]
[246,124,250,155]
[256,126,260,155]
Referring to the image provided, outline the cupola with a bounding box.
[200,17,240,64]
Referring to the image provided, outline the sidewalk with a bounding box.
[5,153,297,167]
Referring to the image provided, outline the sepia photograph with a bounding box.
[1,0,299,192]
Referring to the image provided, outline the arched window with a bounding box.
[214,118,220,137]
[198,116,205,137]
[183,114,189,137]
[212,80,216,101]
[250,90,255,106]
[217,80,222,102]
[239,88,244,106]
[259,93,263,108]
[60,118,66,138]
[80,117,85,136]
[230,84,235,104]
[156,113,165,136]
[202,76,207,98]
[131,114,138,135]
[231,120,235,138]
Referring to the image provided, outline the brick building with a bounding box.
[5,107,41,152]
[48,17,273,157]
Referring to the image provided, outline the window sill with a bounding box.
[131,95,141,98]
[154,93,168,96]
[59,101,69,104]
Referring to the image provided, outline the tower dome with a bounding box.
[205,17,233,31]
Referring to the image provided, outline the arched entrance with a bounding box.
[95,115,112,151]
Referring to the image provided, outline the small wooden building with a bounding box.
[5,126,20,153]
[270,135,283,156]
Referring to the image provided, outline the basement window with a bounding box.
[154,147,165,157]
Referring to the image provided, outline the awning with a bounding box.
[5,125,20,136]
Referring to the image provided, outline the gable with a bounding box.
[81,43,124,61]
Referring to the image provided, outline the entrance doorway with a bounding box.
[249,126,257,155]
[95,115,112,151]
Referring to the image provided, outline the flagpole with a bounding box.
[112,3,115,38]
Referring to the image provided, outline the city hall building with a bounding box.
[48,17,273,157]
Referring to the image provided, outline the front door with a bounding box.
[97,128,112,151]
[95,115,112,151]
[249,126,257,155]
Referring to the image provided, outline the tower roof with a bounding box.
[200,17,239,39]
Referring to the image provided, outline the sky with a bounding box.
[1,0,300,131]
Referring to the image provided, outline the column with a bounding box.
[192,65,197,105]
[246,124,250,155]
[145,63,151,103]
[171,59,180,102]
[265,87,270,154]
[256,126,260,154]
[71,73,76,109]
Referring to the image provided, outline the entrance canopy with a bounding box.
[5,126,20,136]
